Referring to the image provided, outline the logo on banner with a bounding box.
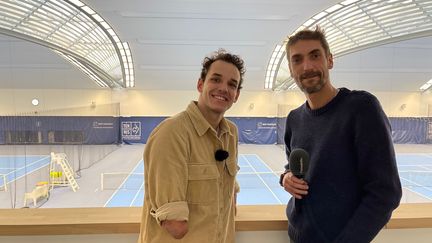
[257,122,277,129]
[122,121,141,140]
[93,121,114,129]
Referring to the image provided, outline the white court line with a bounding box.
[241,154,282,205]
[249,154,281,175]
[419,165,432,171]
[398,164,432,167]
[5,156,50,176]
[400,177,432,201]
[398,170,432,173]
[103,160,143,207]
[238,156,252,167]
[130,182,144,207]
[2,156,50,186]
[388,156,432,201]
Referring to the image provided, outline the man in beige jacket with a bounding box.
[138,49,245,243]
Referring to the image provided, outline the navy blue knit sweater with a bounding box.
[284,88,402,243]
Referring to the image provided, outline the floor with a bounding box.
[1,144,431,208]
[103,145,432,207]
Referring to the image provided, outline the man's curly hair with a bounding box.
[200,49,246,89]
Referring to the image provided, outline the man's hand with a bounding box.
[161,220,188,239]
[281,172,309,199]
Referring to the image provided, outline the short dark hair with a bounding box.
[200,49,246,89]
[286,26,331,58]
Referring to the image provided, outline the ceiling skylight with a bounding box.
[265,0,432,91]
[0,0,135,88]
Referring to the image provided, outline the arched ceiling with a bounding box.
[0,0,430,92]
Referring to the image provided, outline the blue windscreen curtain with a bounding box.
[1,116,431,145]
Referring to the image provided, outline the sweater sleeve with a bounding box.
[334,94,402,243]
[284,113,293,171]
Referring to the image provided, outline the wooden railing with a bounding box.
[1,204,431,235]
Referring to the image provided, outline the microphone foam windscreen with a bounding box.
[215,149,229,161]
[289,148,310,178]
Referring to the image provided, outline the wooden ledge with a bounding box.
[0,207,141,235]
[0,204,431,235]
[386,203,432,229]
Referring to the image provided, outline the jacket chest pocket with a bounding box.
[187,164,219,204]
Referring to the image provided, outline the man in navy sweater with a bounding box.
[280,26,402,243]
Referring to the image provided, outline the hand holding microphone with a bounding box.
[281,148,310,199]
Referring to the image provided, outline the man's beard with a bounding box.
[296,71,324,94]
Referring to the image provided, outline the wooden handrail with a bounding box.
[0,204,431,235]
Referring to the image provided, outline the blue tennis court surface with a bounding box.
[104,161,144,207]
[0,155,51,189]
[396,154,432,200]
[236,154,289,205]
[104,153,432,207]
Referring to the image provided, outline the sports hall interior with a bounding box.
[0,0,432,242]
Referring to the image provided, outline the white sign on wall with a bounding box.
[122,121,141,140]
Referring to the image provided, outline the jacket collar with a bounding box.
[186,101,233,137]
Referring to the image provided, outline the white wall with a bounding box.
[0,89,284,117]
[0,89,114,115]
[375,91,424,117]
[0,88,431,117]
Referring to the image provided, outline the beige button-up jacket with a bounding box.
[138,101,239,243]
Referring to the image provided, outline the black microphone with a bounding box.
[215,149,229,161]
[289,148,310,179]
[289,148,310,211]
